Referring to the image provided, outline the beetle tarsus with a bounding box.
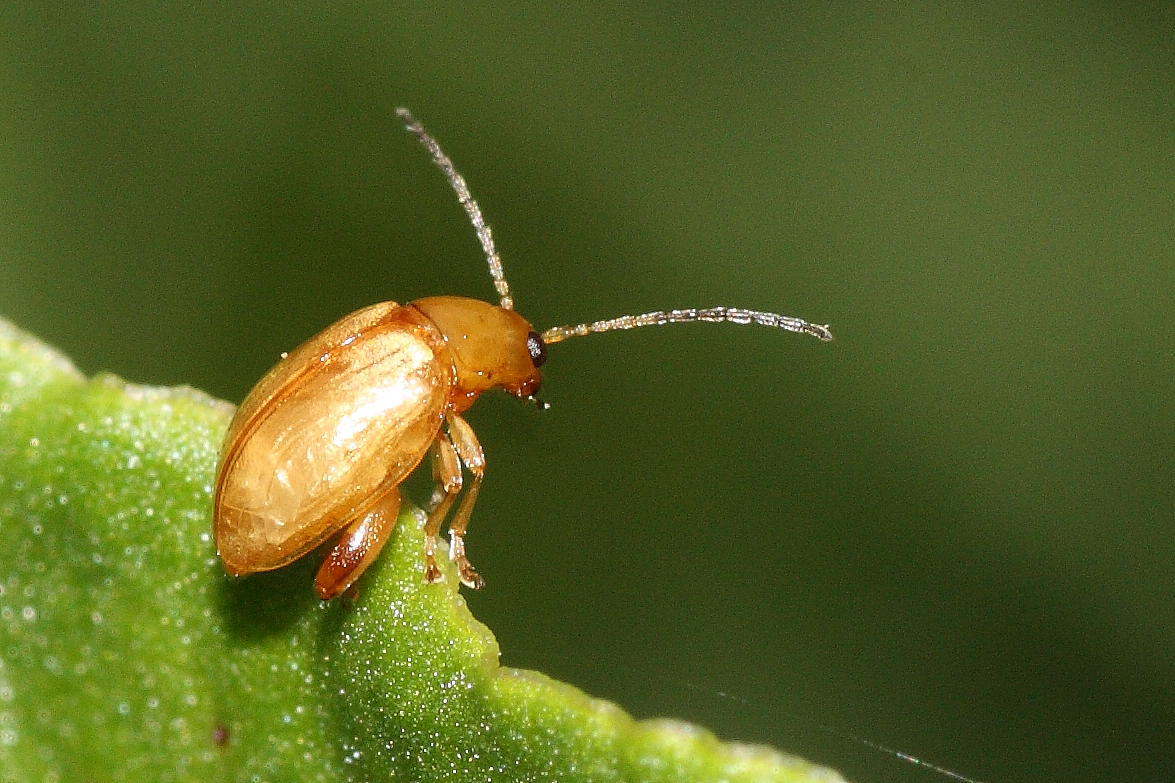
[424,537,445,583]
[447,530,485,588]
[424,558,444,583]
[458,561,486,590]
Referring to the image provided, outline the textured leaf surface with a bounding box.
[0,317,847,782]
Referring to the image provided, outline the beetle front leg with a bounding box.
[446,414,486,589]
[423,430,462,584]
[314,488,401,600]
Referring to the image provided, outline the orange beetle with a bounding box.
[213,108,833,600]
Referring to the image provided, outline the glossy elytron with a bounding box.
[213,108,833,600]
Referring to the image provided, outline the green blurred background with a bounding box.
[1,2,1171,781]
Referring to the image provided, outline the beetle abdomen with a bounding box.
[215,306,450,575]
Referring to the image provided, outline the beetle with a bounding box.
[213,108,833,600]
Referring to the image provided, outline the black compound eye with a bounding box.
[526,331,548,367]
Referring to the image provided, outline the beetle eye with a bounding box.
[526,331,548,367]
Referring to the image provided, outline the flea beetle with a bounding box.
[213,108,833,600]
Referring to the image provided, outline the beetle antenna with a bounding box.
[396,107,515,311]
[540,306,834,345]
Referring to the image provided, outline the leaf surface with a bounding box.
[0,317,846,782]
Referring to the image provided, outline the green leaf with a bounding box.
[0,316,847,782]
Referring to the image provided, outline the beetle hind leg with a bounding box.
[315,488,401,600]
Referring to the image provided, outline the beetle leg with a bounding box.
[314,488,401,601]
[424,445,450,513]
[423,430,462,583]
[446,414,486,590]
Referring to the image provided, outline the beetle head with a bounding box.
[412,296,544,411]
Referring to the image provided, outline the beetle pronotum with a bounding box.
[213,108,833,600]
